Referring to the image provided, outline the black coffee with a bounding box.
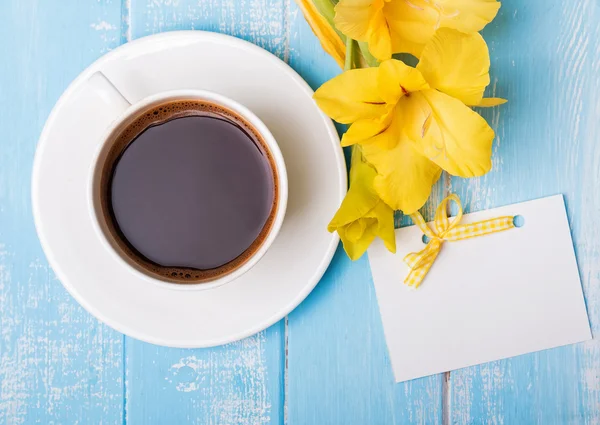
[100,100,278,283]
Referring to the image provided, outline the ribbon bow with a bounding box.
[403,194,515,288]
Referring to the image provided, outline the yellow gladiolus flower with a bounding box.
[314,29,506,214]
[295,0,347,68]
[328,148,396,260]
[334,0,501,60]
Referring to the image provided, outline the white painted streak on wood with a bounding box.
[285,2,443,424]
[576,2,600,419]
[90,19,120,50]
[1,0,124,423]
[91,20,117,31]
[0,253,123,424]
[166,334,271,423]
[556,1,600,422]
[122,2,288,424]
[122,0,132,43]
[0,246,25,424]
[450,1,600,423]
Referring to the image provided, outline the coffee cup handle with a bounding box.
[87,71,132,115]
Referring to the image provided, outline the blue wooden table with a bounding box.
[1,1,599,424]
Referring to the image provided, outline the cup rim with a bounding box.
[88,89,288,291]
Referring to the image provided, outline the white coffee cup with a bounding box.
[87,72,288,291]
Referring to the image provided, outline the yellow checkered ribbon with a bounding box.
[404,194,515,288]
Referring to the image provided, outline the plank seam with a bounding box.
[442,371,451,425]
[120,1,131,424]
[283,2,291,423]
[283,0,291,64]
[122,335,128,425]
[283,315,289,425]
[443,171,451,425]
[121,0,132,44]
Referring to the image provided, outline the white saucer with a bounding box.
[32,31,346,347]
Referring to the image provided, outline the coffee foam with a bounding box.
[99,99,279,284]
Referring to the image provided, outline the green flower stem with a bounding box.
[344,37,354,71]
[311,0,334,23]
[357,41,379,67]
[311,0,379,69]
[311,0,345,41]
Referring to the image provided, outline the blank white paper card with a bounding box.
[368,195,592,383]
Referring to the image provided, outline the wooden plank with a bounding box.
[285,4,445,424]
[449,1,600,423]
[125,1,288,424]
[286,252,445,425]
[124,326,284,425]
[0,1,124,423]
[8,0,598,423]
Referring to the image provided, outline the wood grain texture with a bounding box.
[124,325,283,425]
[284,5,446,425]
[2,0,599,423]
[125,1,288,424]
[0,1,124,424]
[448,2,600,424]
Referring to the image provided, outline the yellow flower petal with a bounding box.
[384,0,500,57]
[341,109,394,147]
[335,0,393,60]
[438,0,501,33]
[314,68,386,124]
[384,0,439,57]
[328,148,397,260]
[415,89,495,177]
[337,224,376,260]
[345,218,370,242]
[377,59,430,104]
[363,140,442,214]
[477,97,508,107]
[417,29,490,105]
[294,0,346,68]
[366,7,392,61]
[344,93,431,150]
[365,201,397,253]
[335,0,500,60]
[328,163,379,232]
[395,92,433,143]
[334,0,380,42]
